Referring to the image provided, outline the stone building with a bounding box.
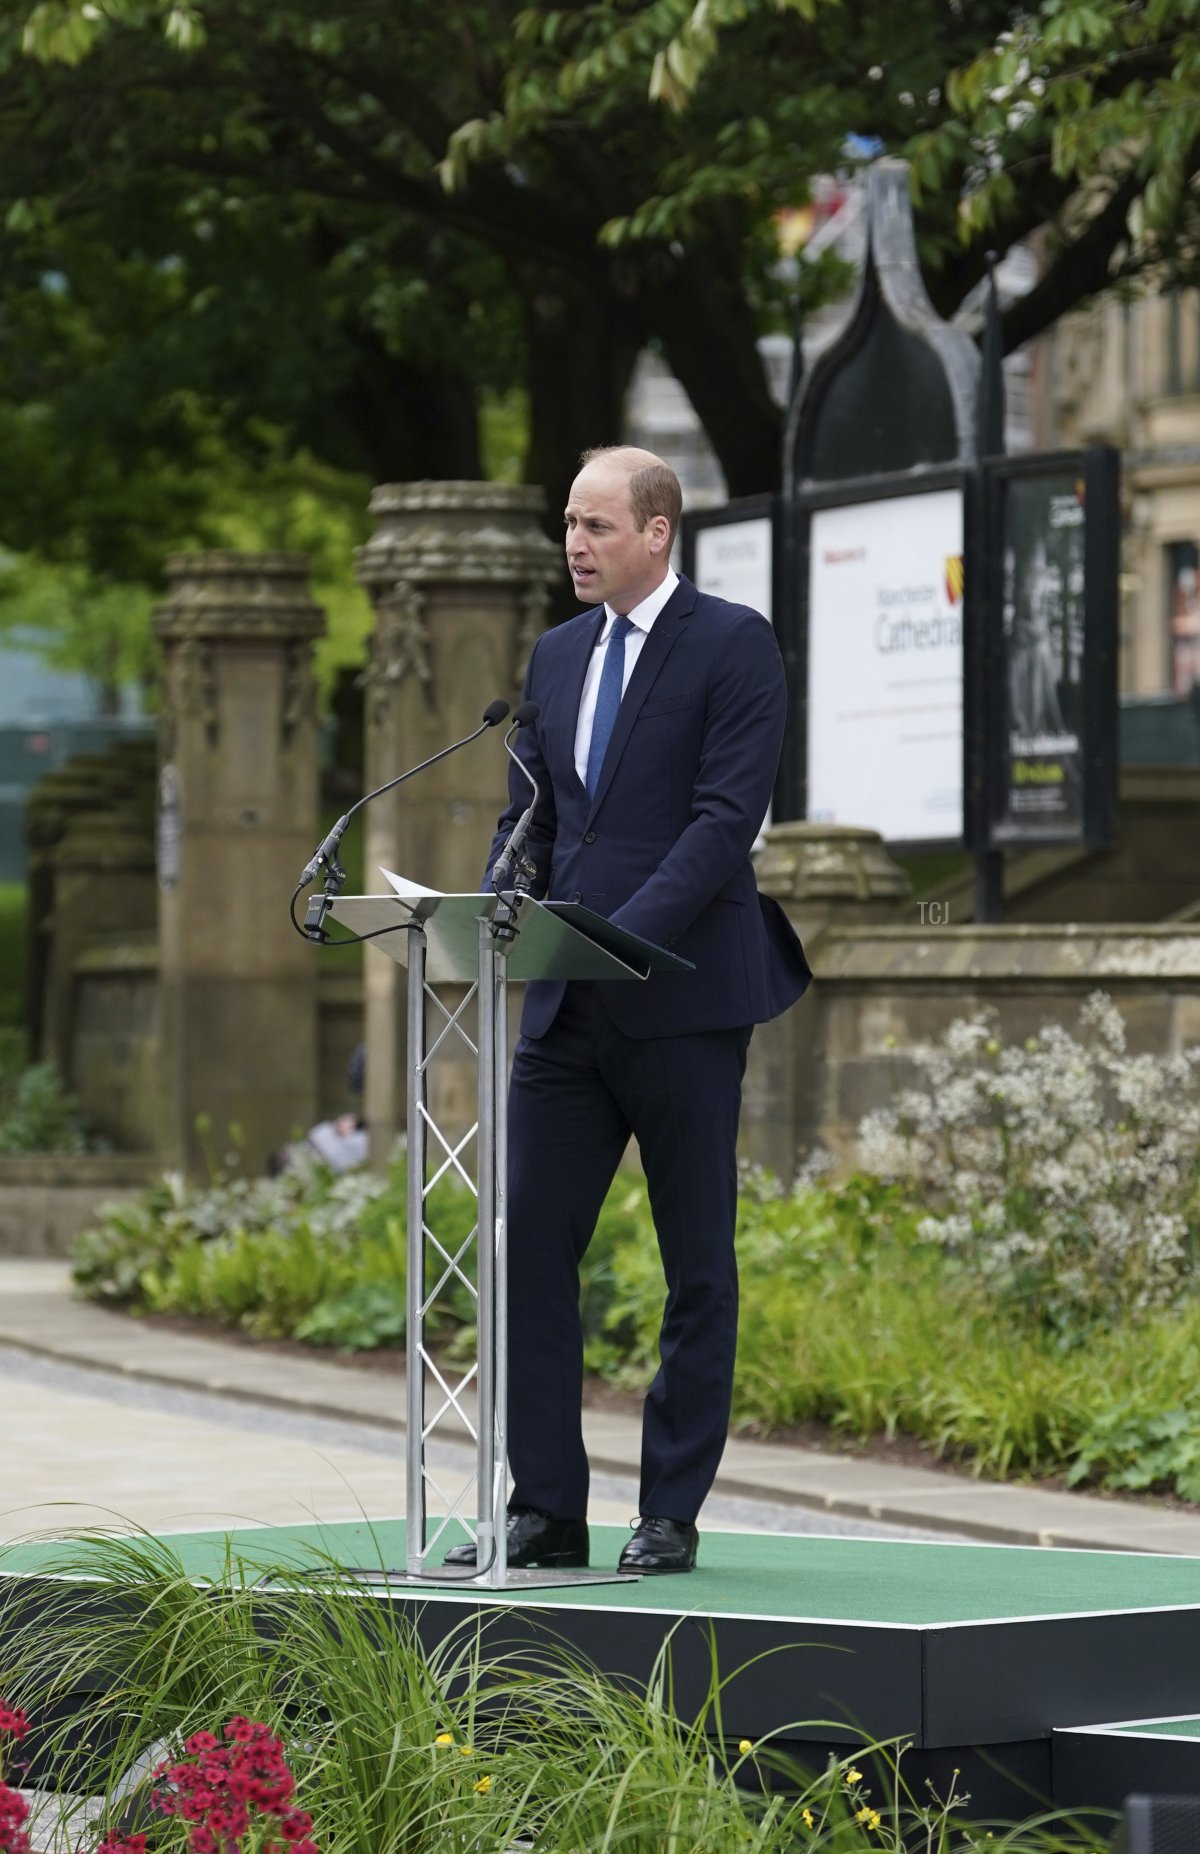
[1036,289,1200,716]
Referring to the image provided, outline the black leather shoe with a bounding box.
[617,1516,698,1574]
[442,1506,589,1570]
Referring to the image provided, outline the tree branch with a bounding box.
[1000,165,1151,353]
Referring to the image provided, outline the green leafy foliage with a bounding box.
[0,885,25,1030]
[71,1143,1200,1502]
[1068,1403,1200,1503]
[0,1029,100,1153]
[0,555,157,713]
[3,0,1199,573]
[859,994,1200,1337]
[907,0,1200,298]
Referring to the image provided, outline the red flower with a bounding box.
[0,1779,30,1854]
[0,1709,27,1742]
[95,1835,147,1854]
[148,1718,318,1853]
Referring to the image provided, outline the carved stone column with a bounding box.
[754,821,912,931]
[46,811,156,1104]
[153,552,325,1174]
[25,773,119,1060]
[354,484,561,1159]
[743,822,912,1178]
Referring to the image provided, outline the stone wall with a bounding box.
[20,508,1200,1188]
[742,826,1200,1177]
[69,933,162,1152]
[922,767,1200,925]
[68,941,364,1153]
[0,1155,160,1257]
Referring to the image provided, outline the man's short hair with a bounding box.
[580,445,683,548]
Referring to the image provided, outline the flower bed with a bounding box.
[71,996,1200,1502]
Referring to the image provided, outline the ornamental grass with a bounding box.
[1,1534,1106,1852]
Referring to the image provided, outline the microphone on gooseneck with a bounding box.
[491,702,541,893]
[297,697,512,890]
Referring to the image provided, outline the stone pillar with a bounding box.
[153,552,325,1174]
[354,484,561,1159]
[46,811,156,1108]
[24,774,118,1060]
[743,822,912,1177]
[754,822,913,933]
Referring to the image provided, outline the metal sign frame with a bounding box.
[681,493,781,610]
[682,493,784,813]
[778,463,978,854]
[980,445,1120,852]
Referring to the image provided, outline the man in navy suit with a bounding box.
[445,446,810,1574]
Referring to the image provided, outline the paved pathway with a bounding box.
[3,1259,1200,1554]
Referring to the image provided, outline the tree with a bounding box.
[11,0,1200,560]
[468,0,1200,355]
[911,0,1200,351]
[5,0,1018,540]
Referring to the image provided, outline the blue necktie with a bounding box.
[585,614,633,795]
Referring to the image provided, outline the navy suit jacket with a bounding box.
[486,575,811,1040]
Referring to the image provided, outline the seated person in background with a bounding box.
[267,1043,366,1176]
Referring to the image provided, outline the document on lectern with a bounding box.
[379,868,441,899]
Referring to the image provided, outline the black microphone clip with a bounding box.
[491,702,541,940]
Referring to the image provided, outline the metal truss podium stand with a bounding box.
[329,883,688,1591]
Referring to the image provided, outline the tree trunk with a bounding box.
[518,264,646,611]
[651,247,784,497]
[318,330,484,482]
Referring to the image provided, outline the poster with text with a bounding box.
[807,488,964,843]
[693,516,774,621]
[994,471,1085,839]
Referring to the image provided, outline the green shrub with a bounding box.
[70,1084,1200,1503]
[859,993,1200,1336]
[0,1028,100,1153]
[0,882,25,1028]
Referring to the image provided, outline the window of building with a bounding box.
[1163,290,1200,397]
[1167,540,1200,695]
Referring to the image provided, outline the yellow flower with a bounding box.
[434,1733,453,1747]
[855,1805,881,1831]
[802,1808,814,1830]
[845,1767,863,1786]
[473,1775,491,1795]
[459,1743,474,1757]
[738,1738,753,1754]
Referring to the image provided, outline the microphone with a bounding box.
[297,697,511,890]
[491,703,541,893]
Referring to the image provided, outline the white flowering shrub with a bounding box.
[857,993,1200,1331]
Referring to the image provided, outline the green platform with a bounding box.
[4,1520,1199,1626]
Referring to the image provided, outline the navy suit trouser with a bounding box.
[506,983,752,1525]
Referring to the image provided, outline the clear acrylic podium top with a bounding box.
[329,878,692,987]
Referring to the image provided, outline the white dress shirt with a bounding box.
[573,570,679,785]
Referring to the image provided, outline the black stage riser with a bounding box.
[1056,1733,1200,1815]
[7,1567,1200,1827]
